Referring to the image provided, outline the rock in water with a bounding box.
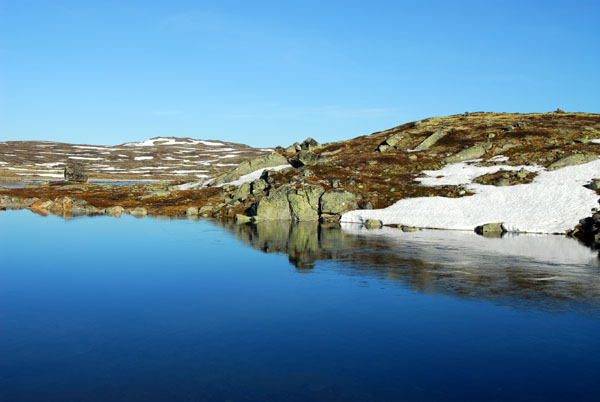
[364,219,383,229]
[474,223,506,237]
[64,162,88,182]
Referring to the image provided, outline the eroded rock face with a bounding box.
[64,162,88,182]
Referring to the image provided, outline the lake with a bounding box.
[1,210,599,401]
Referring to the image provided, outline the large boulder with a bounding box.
[319,190,358,216]
[253,185,294,221]
[252,185,324,222]
[64,162,88,182]
[212,153,289,185]
[290,150,318,167]
[288,186,324,221]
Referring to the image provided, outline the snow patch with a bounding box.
[134,156,154,161]
[342,159,600,234]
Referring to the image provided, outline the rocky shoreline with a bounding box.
[2,112,600,249]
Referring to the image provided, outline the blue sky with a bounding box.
[1,1,598,147]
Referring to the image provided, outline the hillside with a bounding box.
[1,111,600,241]
[0,137,273,182]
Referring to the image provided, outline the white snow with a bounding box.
[416,161,542,187]
[342,158,600,234]
[35,162,64,167]
[0,161,7,165]
[218,164,290,187]
[125,137,196,147]
[134,156,154,161]
[68,156,104,160]
[198,141,223,146]
[591,139,600,144]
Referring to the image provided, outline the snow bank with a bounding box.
[342,158,600,234]
[134,156,153,161]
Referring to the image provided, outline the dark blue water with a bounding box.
[1,211,599,401]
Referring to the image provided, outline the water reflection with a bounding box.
[217,220,600,312]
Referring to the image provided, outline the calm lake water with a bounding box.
[1,210,599,401]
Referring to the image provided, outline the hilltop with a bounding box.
[1,111,600,243]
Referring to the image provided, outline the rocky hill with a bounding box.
[2,111,600,244]
[0,137,273,183]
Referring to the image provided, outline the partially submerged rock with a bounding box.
[474,223,506,237]
[364,219,383,229]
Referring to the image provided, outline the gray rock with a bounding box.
[547,153,598,171]
[253,185,293,221]
[130,207,148,217]
[105,206,125,217]
[400,225,418,232]
[251,178,269,194]
[186,207,199,216]
[233,182,252,201]
[413,129,451,151]
[320,190,358,215]
[364,219,383,229]
[64,162,88,182]
[300,137,320,151]
[474,223,505,236]
[140,190,171,199]
[213,152,290,185]
[588,179,600,191]
[377,133,404,152]
[285,145,297,153]
[445,142,491,163]
[290,150,318,167]
[234,214,252,224]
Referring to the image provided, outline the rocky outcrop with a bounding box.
[251,184,325,222]
[413,129,451,151]
[377,133,404,152]
[290,150,318,167]
[548,153,598,171]
[445,142,492,163]
[64,162,88,182]
[319,190,358,222]
[212,152,290,185]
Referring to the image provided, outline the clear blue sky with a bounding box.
[1,1,598,147]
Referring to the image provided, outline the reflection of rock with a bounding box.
[215,220,600,313]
